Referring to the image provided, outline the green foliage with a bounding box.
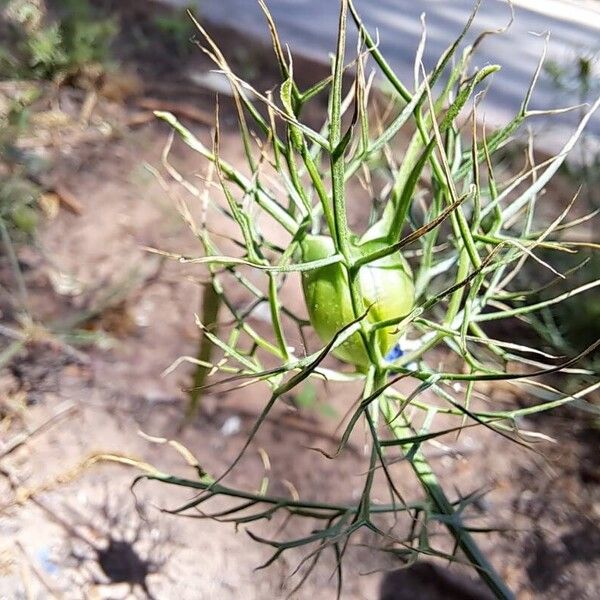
[25,22,67,75]
[0,176,40,235]
[152,5,196,56]
[59,17,117,71]
[533,249,600,373]
[1,0,118,79]
[0,85,44,237]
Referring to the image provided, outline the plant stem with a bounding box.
[187,281,221,420]
[382,396,514,599]
[329,0,350,256]
[410,440,514,599]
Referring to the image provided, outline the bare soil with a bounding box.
[0,2,599,599]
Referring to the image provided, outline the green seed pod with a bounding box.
[300,230,414,369]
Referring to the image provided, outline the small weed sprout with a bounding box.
[146,2,600,598]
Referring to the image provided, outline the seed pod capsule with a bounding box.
[300,232,414,369]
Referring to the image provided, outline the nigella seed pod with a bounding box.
[300,232,414,369]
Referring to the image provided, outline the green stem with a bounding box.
[268,272,290,361]
[187,281,221,420]
[328,1,379,367]
[409,436,514,599]
[382,397,514,599]
[329,0,350,256]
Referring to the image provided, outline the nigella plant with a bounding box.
[138,1,600,597]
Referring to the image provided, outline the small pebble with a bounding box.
[220,415,242,437]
